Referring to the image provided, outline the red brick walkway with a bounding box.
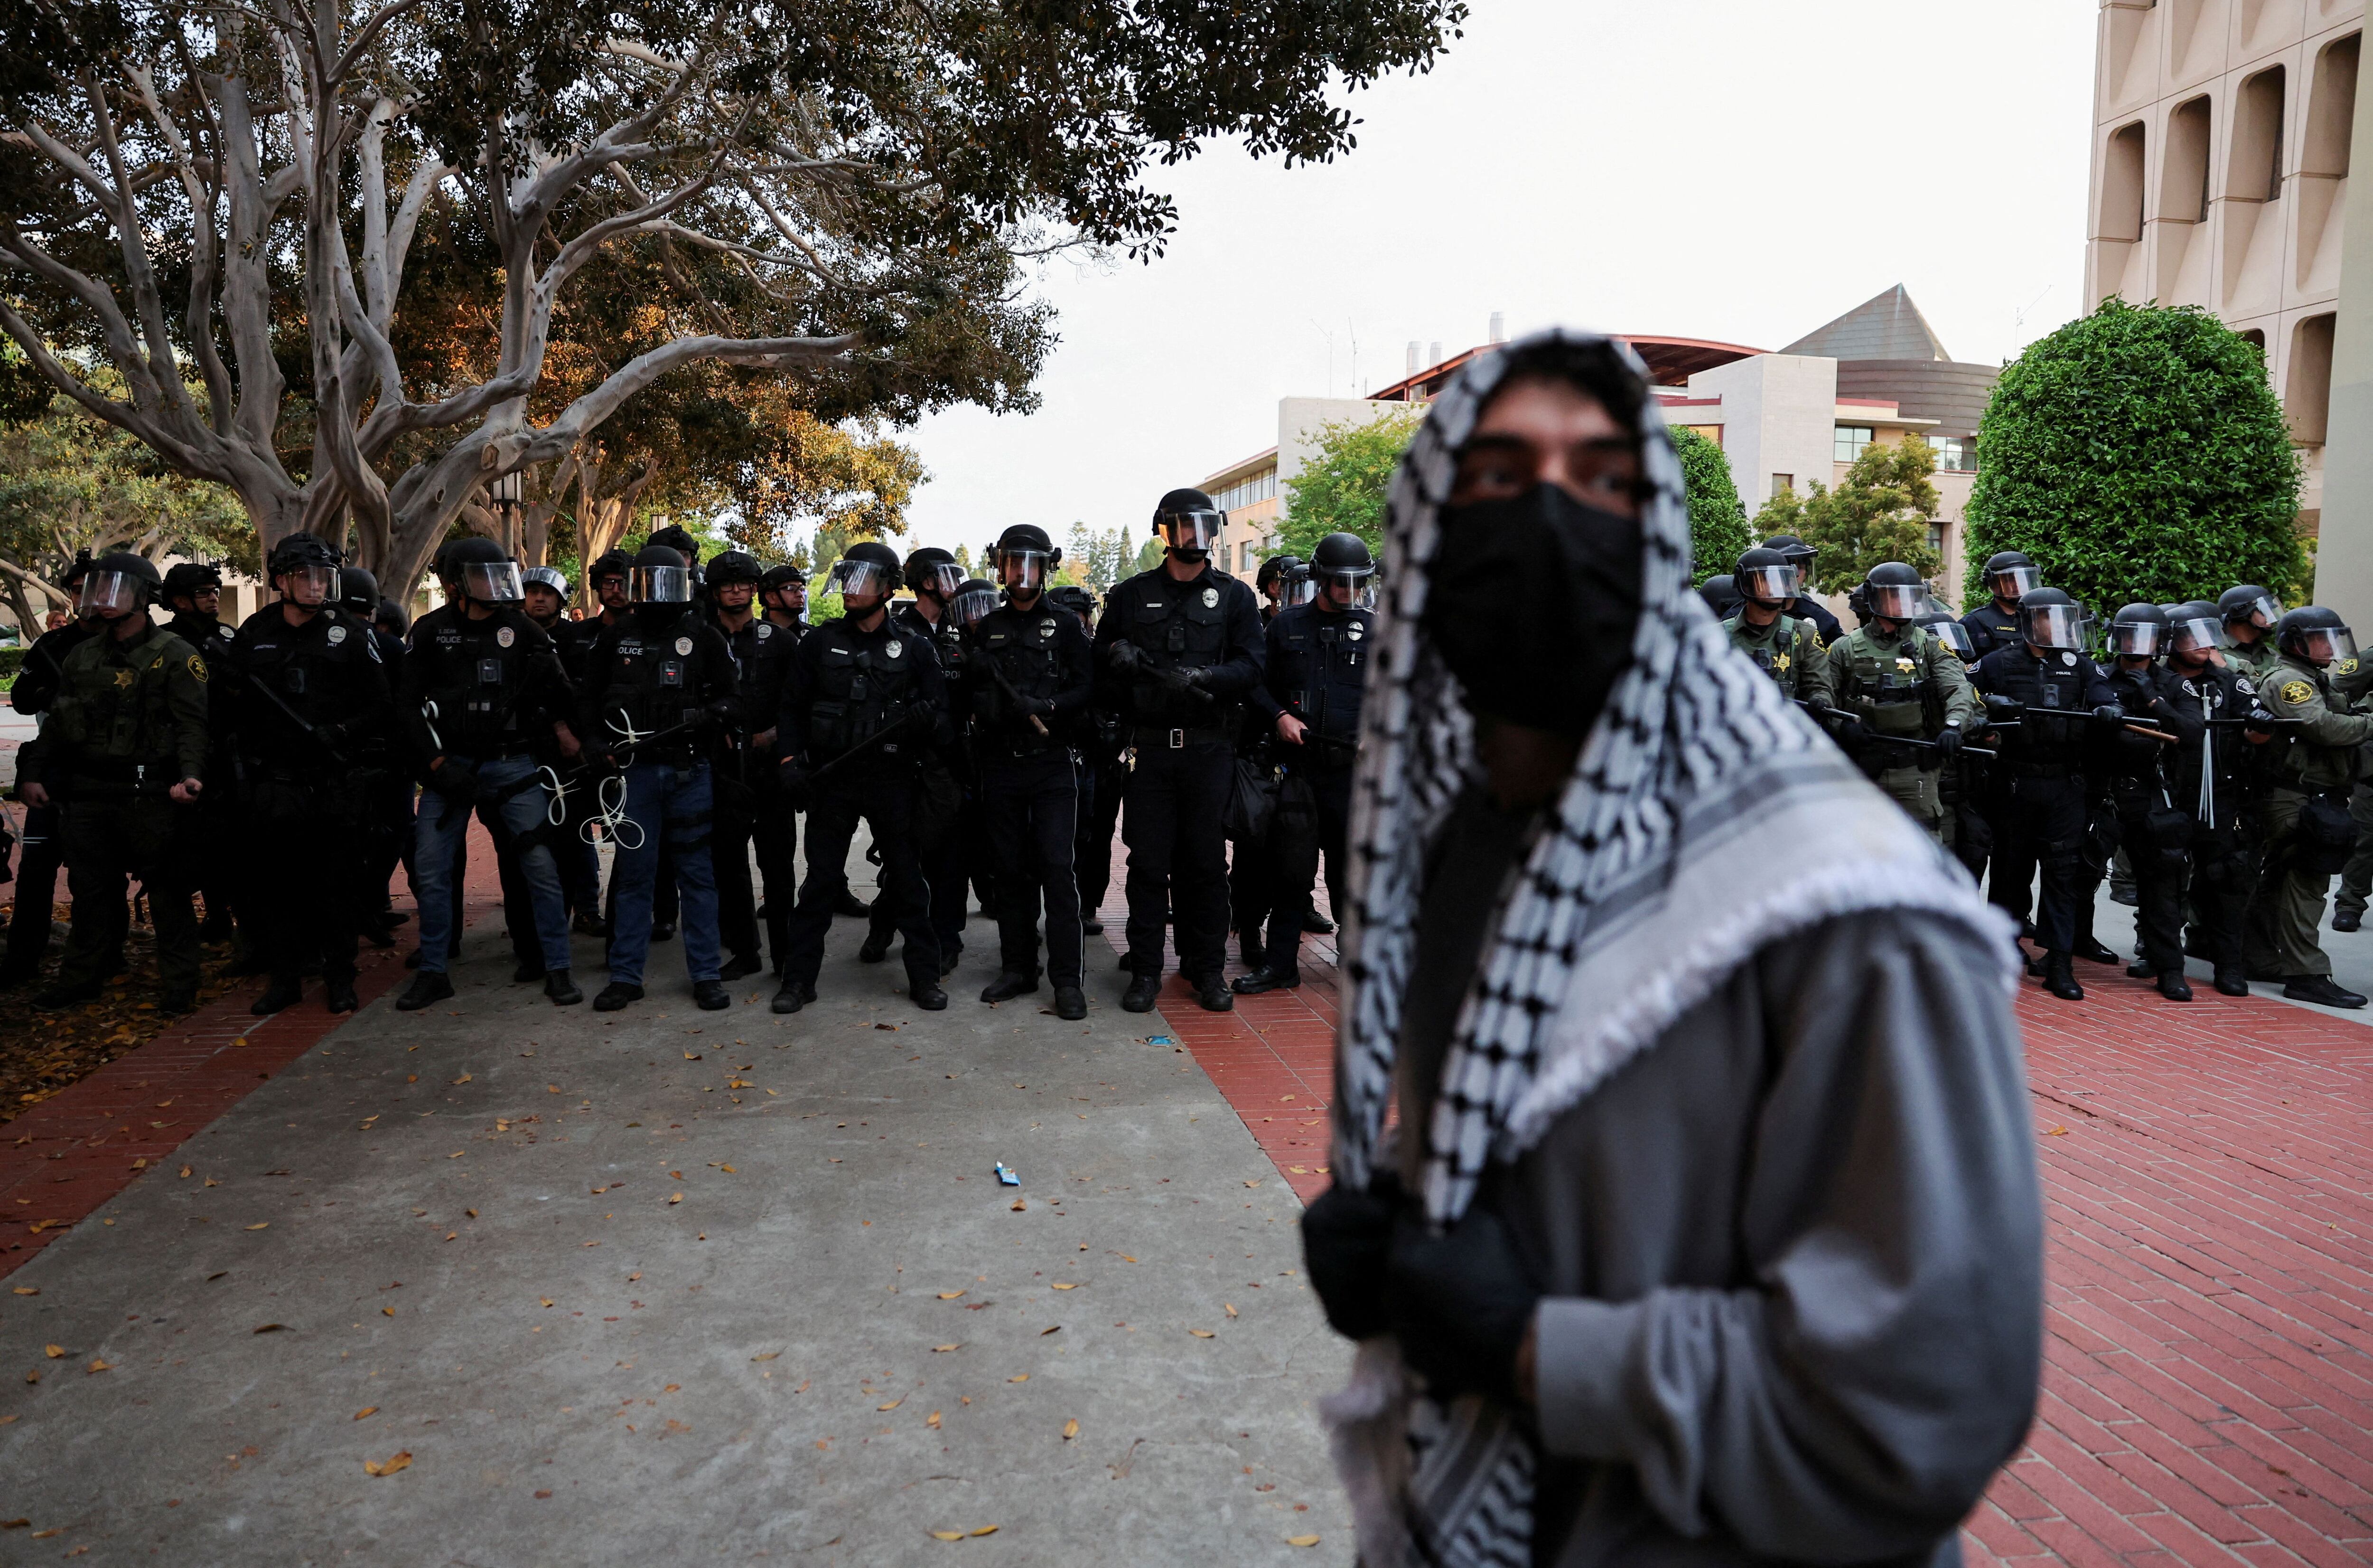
[1111,856,2373,1567]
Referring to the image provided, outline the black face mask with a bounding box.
[1424,484,1642,737]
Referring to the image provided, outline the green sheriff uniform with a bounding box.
[2243,652,2373,979]
[19,620,212,998]
[1822,622,1976,843]
[1724,609,1832,709]
[2226,635,2283,687]
[2322,655,2373,923]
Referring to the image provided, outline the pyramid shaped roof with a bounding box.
[1781,285,1951,362]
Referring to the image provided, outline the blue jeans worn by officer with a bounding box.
[413,754,572,975]
[607,760,723,988]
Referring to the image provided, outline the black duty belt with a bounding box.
[2008,760,2077,779]
[1133,723,1232,750]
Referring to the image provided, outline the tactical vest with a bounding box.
[46,623,197,777]
[1275,606,1372,749]
[1123,571,1233,721]
[595,610,711,745]
[236,608,378,768]
[974,605,1070,747]
[418,607,541,754]
[808,620,926,759]
[1840,627,1941,739]
[1726,614,1805,698]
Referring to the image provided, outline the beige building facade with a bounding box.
[2086,0,2363,533]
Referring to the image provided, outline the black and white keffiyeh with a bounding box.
[1320,330,2017,1568]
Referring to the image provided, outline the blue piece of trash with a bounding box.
[994,1163,1020,1187]
[1148,1035,1174,1047]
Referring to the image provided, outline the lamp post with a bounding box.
[488,470,523,560]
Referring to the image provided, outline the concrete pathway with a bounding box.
[0,870,1352,1562]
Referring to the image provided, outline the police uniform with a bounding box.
[2226,635,2283,686]
[1822,623,1976,840]
[164,607,247,943]
[19,620,210,1001]
[581,610,738,991]
[2097,659,2193,980]
[2242,654,2373,980]
[777,611,948,998]
[1249,598,1373,983]
[1783,595,1843,646]
[2325,656,2373,924]
[229,603,395,996]
[0,619,97,983]
[2162,657,2260,982]
[526,612,607,929]
[1959,602,2021,660]
[1973,643,2116,956]
[863,601,972,970]
[709,610,799,975]
[359,618,416,943]
[1091,564,1265,988]
[1722,610,1831,706]
[966,598,1095,990]
[401,604,579,980]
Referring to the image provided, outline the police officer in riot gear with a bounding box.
[1973,586,2122,1001]
[760,563,810,636]
[1,555,99,987]
[228,534,396,1015]
[1696,573,1741,619]
[1254,554,1305,623]
[2161,601,2263,995]
[1758,534,1843,644]
[161,562,236,653]
[1962,551,2040,658]
[966,525,1094,1018]
[1093,487,1266,1014]
[775,541,950,1012]
[158,560,245,944]
[1723,546,1831,703]
[1235,532,1373,995]
[1050,585,1121,934]
[860,546,971,969]
[2219,585,2285,685]
[521,565,608,932]
[2242,606,2371,1007]
[396,537,584,1010]
[2098,603,2195,1000]
[579,546,738,1012]
[1821,562,1976,841]
[702,549,798,980]
[342,565,415,947]
[18,552,209,1013]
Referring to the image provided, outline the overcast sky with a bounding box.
[894,0,2099,558]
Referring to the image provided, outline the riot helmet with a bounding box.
[646,524,702,569]
[2168,600,2228,659]
[2277,606,2357,667]
[522,565,569,598]
[1698,573,1742,617]
[992,524,1060,598]
[1762,534,1816,579]
[759,562,807,617]
[1273,563,1315,610]
[903,546,962,602]
[268,533,344,610]
[445,537,524,604]
[77,551,160,617]
[705,551,761,615]
[1911,602,1978,662]
[2018,587,2086,652]
[1047,584,1096,627]
[2219,585,2282,633]
[1732,546,1800,608]
[950,577,1000,631]
[1309,532,1375,604]
[1982,550,2040,603]
[521,566,569,625]
[629,545,693,605]
[588,549,632,610]
[828,541,902,610]
[162,560,223,613]
[1863,561,1926,622]
[340,566,381,619]
[375,597,410,639]
[1152,488,1223,560]
[1255,553,1305,601]
[2109,602,2170,659]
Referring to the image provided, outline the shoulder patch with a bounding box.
[2281,679,2315,705]
[2340,657,2361,676]
[187,653,208,684]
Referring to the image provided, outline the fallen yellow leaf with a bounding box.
[1224,1304,1238,1318]
[936,1291,966,1301]
[929,1531,964,1542]
[1286,1534,1321,1548]
[1188,1329,1215,1338]
[1244,1180,1262,1188]
[355,1407,378,1420]
[1009,1374,1028,1383]
[1119,1254,1137,1263]
[1050,1281,1079,1291]
[931,1344,960,1353]
[43,1344,63,1359]
[363,1450,412,1477]
[926,1410,943,1429]
[668,1193,683,1205]
[178,1167,192,1179]
[751,1352,781,1362]
[1010,1199,1026,1212]
[85,1358,112,1373]
[972,1525,999,1537]
[719,1165,736,1174]
[10,1287,36,1296]
[541,1297,554,1308]
[1062,1418,1079,1440]
[878,1399,903,1411]
[243,1223,268,1232]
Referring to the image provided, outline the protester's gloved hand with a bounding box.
[1933,725,1963,757]
[2245,708,2278,738]
[1300,1173,1402,1341]
[1107,641,1143,675]
[2092,704,2129,728]
[778,756,813,811]
[1384,1205,1540,1407]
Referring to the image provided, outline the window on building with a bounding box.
[1926,435,1976,472]
[1771,474,1794,495]
[1213,467,1278,515]
[1834,426,1875,463]
[1927,523,1947,559]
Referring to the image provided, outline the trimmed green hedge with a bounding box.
[1963,299,2307,611]
[1670,424,1750,586]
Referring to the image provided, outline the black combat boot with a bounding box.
[1054,985,1087,1021]
[1231,967,1299,996]
[719,952,763,981]
[1121,972,1160,1013]
[2284,974,2368,1008]
[857,934,890,964]
[2073,936,2121,965]
[1302,911,1336,935]
[513,960,544,983]
[2040,951,2085,1001]
[394,971,454,1011]
[910,981,948,1010]
[32,978,102,1011]
[252,977,303,1016]
[544,971,584,1007]
[592,981,644,1012]
[980,971,1038,1004]
[2213,967,2251,997]
[693,980,731,1011]
[2156,971,2194,1002]
[1193,974,1233,1012]
[2335,909,2363,933]
[324,976,361,1015]
[832,890,871,918]
[771,980,813,1015]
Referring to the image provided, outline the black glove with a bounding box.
[1107,641,1143,675]
[1831,718,1875,750]
[1384,1205,1540,1406]
[1981,693,2024,725]
[1300,1173,1402,1341]
[2245,708,2278,738]
[2092,704,2129,728]
[698,699,736,731]
[778,756,813,811]
[430,755,479,803]
[1933,725,1963,757]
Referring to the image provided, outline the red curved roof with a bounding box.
[1365,334,1766,401]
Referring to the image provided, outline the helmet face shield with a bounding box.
[1154,507,1223,553]
[1928,620,1977,660]
[627,565,692,605]
[1735,563,1800,604]
[1281,573,1317,609]
[2232,593,2282,629]
[825,558,896,602]
[2021,602,2087,652]
[78,570,147,616]
[2110,620,2167,656]
[995,550,1051,594]
[1866,583,1924,619]
[1990,564,2042,599]
[279,563,341,607]
[2297,625,2359,665]
[461,560,525,603]
[2169,614,2228,655]
[915,562,963,599]
[951,585,1000,629]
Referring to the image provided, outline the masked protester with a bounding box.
[0,555,101,987]
[1722,545,1830,704]
[578,545,738,1012]
[774,541,951,1013]
[1301,332,2038,1568]
[19,553,211,1013]
[1819,562,1977,842]
[2240,607,2371,1006]
[225,535,395,1015]
[396,537,584,1010]
[1092,488,1267,1012]
[701,550,798,980]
